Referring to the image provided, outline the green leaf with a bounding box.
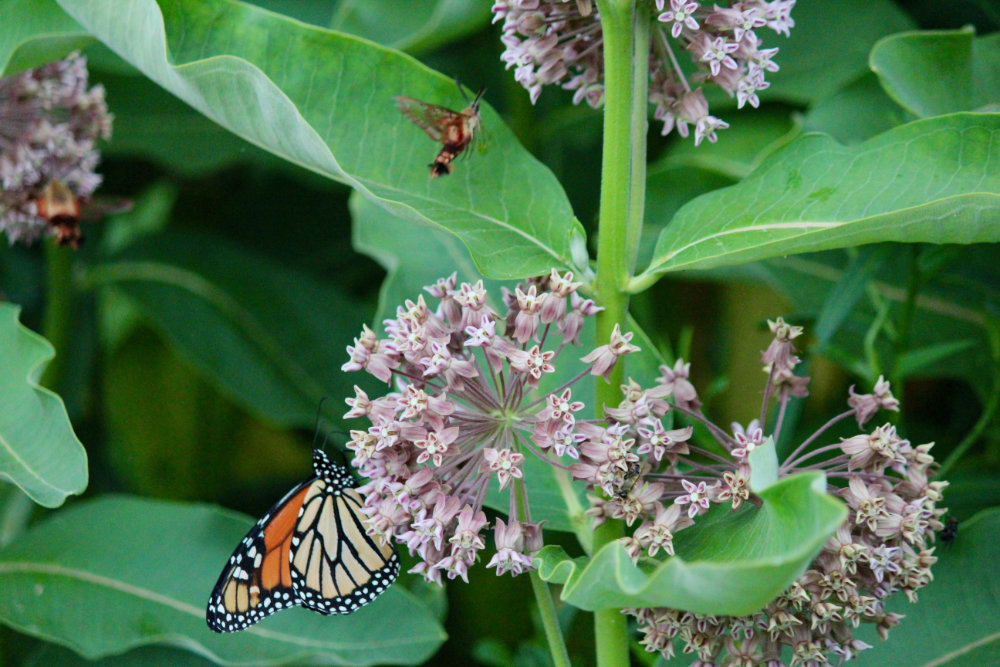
[895,339,978,380]
[802,73,910,144]
[57,0,582,279]
[851,508,1000,666]
[350,192,505,324]
[872,29,1000,118]
[644,111,796,272]
[329,0,491,53]
[535,472,846,615]
[98,69,270,175]
[0,0,91,76]
[0,496,445,664]
[747,436,778,492]
[100,328,307,501]
[652,110,800,181]
[86,229,369,428]
[643,114,1000,278]
[762,0,914,105]
[0,304,87,508]
[28,643,215,667]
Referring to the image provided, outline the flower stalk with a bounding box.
[593,1,645,665]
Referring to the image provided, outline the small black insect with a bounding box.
[940,515,959,543]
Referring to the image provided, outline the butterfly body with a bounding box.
[395,88,484,177]
[206,449,398,632]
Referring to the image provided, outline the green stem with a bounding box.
[553,466,593,554]
[529,569,572,667]
[40,240,74,390]
[626,6,650,277]
[516,478,571,667]
[592,1,647,666]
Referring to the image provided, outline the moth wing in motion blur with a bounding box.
[206,449,399,632]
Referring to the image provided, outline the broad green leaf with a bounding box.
[0,0,91,76]
[535,472,846,615]
[644,111,796,267]
[802,72,910,144]
[761,0,914,105]
[895,339,978,380]
[0,495,445,664]
[350,192,505,324]
[653,110,800,181]
[98,69,271,175]
[28,643,215,667]
[872,29,1000,118]
[851,508,1000,666]
[86,229,369,428]
[747,436,778,492]
[57,0,582,279]
[642,114,1000,278]
[0,304,87,508]
[329,0,491,53]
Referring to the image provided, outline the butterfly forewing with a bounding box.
[206,480,311,632]
[206,449,398,632]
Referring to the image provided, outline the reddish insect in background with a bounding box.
[34,179,131,249]
[394,85,485,177]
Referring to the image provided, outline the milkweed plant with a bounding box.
[1,1,998,667]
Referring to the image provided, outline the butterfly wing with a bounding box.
[289,462,400,614]
[394,96,463,142]
[206,479,314,632]
[206,450,399,632]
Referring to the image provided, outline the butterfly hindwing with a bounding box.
[289,452,400,614]
[206,450,398,632]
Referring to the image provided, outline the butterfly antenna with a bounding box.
[312,397,329,451]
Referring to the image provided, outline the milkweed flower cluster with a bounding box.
[0,52,112,245]
[569,317,947,665]
[343,270,634,584]
[492,0,795,145]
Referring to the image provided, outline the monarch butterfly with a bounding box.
[394,86,485,177]
[206,449,399,632]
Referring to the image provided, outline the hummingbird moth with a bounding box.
[34,180,132,249]
[394,85,484,177]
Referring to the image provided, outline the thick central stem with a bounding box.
[592,2,649,667]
